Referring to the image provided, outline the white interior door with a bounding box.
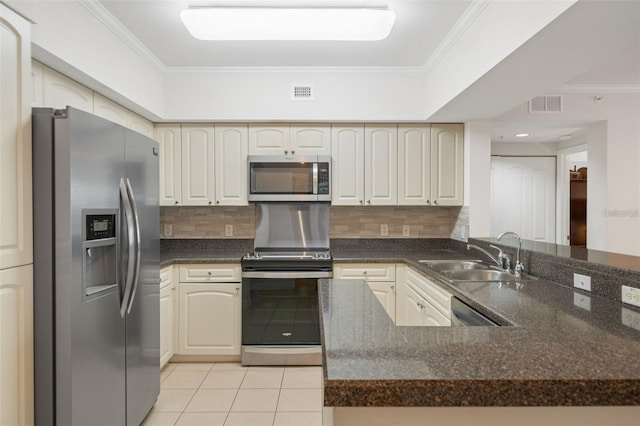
[491,156,556,242]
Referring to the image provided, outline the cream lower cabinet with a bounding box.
[177,265,241,355]
[333,263,396,322]
[159,266,175,368]
[396,265,452,326]
[0,265,34,426]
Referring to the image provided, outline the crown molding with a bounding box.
[421,0,490,73]
[78,0,167,73]
[557,84,640,94]
[163,65,426,77]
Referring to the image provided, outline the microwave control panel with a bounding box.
[318,163,330,194]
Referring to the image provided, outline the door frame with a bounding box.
[556,144,588,246]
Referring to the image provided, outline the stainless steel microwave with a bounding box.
[248,155,331,202]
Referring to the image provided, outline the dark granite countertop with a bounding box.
[320,278,640,406]
[161,238,640,406]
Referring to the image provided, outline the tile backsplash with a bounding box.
[160,205,466,240]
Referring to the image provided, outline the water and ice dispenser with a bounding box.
[82,211,118,299]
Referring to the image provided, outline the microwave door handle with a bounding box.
[313,162,318,195]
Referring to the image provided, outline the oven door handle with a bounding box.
[242,271,333,279]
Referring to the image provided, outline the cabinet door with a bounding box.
[155,124,182,206]
[181,125,215,206]
[93,92,128,127]
[365,125,397,205]
[398,124,431,205]
[404,283,425,326]
[290,124,331,155]
[178,283,241,355]
[406,267,451,318]
[1,5,33,270]
[43,66,93,112]
[333,263,396,281]
[431,124,464,206]
[367,282,396,322]
[215,125,248,206]
[31,60,44,107]
[159,270,174,368]
[248,124,289,155]
[331,125,365,206]
[0,264,33,426]
[422,301,451,326]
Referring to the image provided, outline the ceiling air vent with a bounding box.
[292,85,314,101]
[529,95,562,113]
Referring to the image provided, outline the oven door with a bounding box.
[241,270,330,365]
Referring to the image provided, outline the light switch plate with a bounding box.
[380,224,389,236]
[402,225,410,236]
[225,224,233,237]
[163,224,172,237]
[573,273,591,291]
[622,285,640,308]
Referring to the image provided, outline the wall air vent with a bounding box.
[529,95,562,113]
[292,84,314,101]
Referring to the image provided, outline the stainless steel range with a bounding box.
[241,203,332,366]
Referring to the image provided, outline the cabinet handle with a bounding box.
[359,200,363,204]
[208,201,212,205]
[235,287,240,293]
[291,150,295,154]
[391,285,395,290]
[367,200,371,204]
[208,271,212,276]
[426,200,430,205]
[433,200,438,205]
[216,200,220,204]
[175,201,179,205]
[363,271,368,275]
[284,150,288,154]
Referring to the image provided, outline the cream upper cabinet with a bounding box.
[31,60,44,107]
[127,112,154,139]
[215,125,248,206]
[249,124,330,155]
[365,125,398,205]
[290,124,331,155]
[42,67,93,112]
[430,124,464,206]
[181,125,216,206]
[331,125,365,205]
[1,5,33,270]
[398,124,432,205]
[248,124,290,155]
[93,92,128,127]
[155,124,182,206]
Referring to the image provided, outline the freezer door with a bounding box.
[54,108,127,425]
[124,129,160,425]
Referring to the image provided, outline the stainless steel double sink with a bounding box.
[418,260,537,282]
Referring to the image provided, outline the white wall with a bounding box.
[492,142,557,156]
[465,121,492,238]
[6,0,165,120]
[163,70,427,122]
[497,93,640,256]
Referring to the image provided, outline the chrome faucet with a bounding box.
[498,231,524,276]
[466,243,509,270]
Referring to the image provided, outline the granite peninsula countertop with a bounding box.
[161,238,640,406]
[319,277,640,407]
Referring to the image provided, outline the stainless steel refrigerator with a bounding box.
[32,107,160,425]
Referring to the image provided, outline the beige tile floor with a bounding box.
[141,362,323,426]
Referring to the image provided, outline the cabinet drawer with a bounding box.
[160,266,173,290]
[179,264,241,283]
[406,267,451,318]
[333,263,396,281]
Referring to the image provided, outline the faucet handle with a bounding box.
[488,244,503,257]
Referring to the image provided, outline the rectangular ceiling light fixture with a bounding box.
[180,7,396,41]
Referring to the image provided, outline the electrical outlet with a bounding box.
[622,308,640,331]
[573,273,591,291]
[573,292,591,311]
[163,224,172,237]
[380,224,388,236]
[225,224,233,237]
[402,225,410,236]
[622,285,640,308]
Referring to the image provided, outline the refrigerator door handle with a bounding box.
[119,178,137,318]
[125,178,142,314]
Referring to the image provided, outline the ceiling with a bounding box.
[98,0,472,68]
